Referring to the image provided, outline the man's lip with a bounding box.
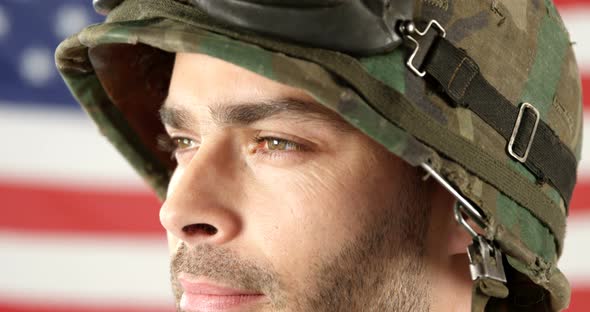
[179,278,262,296]
[178,276,266,312]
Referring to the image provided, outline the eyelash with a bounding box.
[157,134,194,160]
[253,135,304,150]
[157,134,306,161]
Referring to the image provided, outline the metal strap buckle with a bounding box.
[468,236,507,283]
[452,199,506,283]
[399,20,446,77]
[508,102,540,163]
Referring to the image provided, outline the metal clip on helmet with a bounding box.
[58,0,582,310]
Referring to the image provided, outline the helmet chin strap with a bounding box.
[188,0,412,55]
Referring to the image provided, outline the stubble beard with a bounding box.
[298,172,432,312]
[170,169,432,312]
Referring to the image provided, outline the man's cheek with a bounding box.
[288,161,362,216]
[277,162,362,246]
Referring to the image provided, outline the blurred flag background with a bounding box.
[0,0,588,311]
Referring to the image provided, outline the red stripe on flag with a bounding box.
[569,287,590,311]
[1,177,589,235]
[583,74,589,109]
[0,288,588,312]
[571,183,590,214]
[555,0,590,7]
[0,302,172,312]
[0,180,163,236]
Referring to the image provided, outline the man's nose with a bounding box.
[159,136,242,246]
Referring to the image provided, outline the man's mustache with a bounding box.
[170,242,282,300]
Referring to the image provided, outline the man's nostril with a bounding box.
[182,223,218,235]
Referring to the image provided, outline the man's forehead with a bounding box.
[163,53,353,131]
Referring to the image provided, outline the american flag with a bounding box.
[0,0,588,311]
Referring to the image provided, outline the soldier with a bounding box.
[55,0,582,311]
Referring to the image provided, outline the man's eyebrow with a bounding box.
[159,97,352,131]
[159,105,196,129]
[211,98,349,126]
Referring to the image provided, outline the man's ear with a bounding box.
[428,181,474,256]
[426,181,475,311]
[447,211,475,256]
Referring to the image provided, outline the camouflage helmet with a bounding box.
[55,0,582,311]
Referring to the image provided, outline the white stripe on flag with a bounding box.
[0,231,172,307]
[561,7,590,71]
[577,112,590,179]
[561,213,590,286]
[2,105,590,183]
[0,218,588,306]
[0,102,144,190]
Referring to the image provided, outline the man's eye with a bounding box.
[257,137,302,151]
[173,137,196,150]
[156,135,198,162]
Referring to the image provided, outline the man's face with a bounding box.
[159,53,433,312]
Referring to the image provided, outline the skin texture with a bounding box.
[159,53,474,312]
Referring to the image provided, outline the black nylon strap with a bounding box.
[422,37,577,205]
